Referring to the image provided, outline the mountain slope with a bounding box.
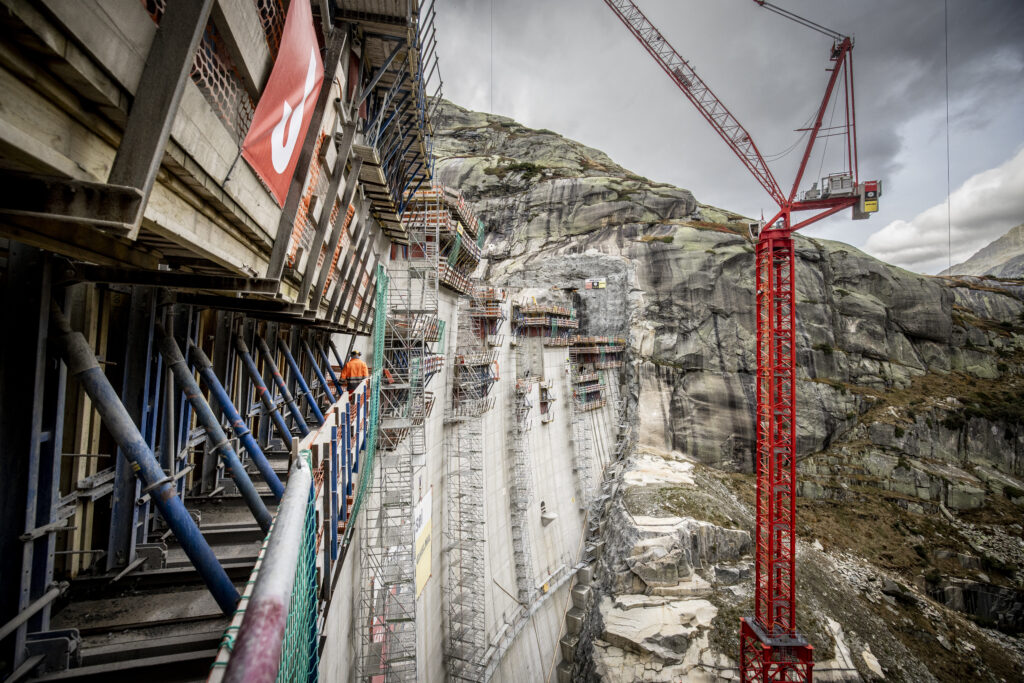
[433,100,1024,681]
[942,223,1024,278]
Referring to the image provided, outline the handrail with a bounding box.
[223,457,313,683]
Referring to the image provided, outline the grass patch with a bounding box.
[483,160,544,180]
[812,342,834,356]
[637,234,674,244]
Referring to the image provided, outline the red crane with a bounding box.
[602,1,881,680]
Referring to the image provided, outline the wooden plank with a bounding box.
[0,64,116,181]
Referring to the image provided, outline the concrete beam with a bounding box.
[211,0,272,96]
[38,0,156,95]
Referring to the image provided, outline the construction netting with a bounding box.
[275,458,320,683]
[207,450,320,682]
[343,263,389,545]
[140,0,285,145]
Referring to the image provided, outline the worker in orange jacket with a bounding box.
[340,349,369,393]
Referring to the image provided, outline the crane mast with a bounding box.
[603,1,881,681]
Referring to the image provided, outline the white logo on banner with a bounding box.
[270,47,319,173]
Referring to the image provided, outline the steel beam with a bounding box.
[107,0,215,237]
[356,39,405,108]
[50,303,239,615]
[297,118,352,305]
[279,338,325,425]
[157,327,272,532]
[311,158,363,310]
[255,335,310,437]
[68,265,279,293]
[0,173,144,232]
[234,336,293,446]
[332,200,373,324]
[106,287,157,571]
[176,294,306,316]
[189,339,284,500]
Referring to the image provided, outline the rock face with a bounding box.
[942,224,1024,278]
[433,100,1024,680]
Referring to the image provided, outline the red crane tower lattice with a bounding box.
[602,1,881,680]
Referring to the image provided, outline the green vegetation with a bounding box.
[1003,484,1024,500]
[812,342,834,356]
[637,234,674,244]
[483,160,544,180]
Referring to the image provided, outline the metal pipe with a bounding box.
[316,341,344,396]
[301,337,336,404]
[278,338,325,426]
[156,327,272,533]
[0,583,66,642]
[255,335,310,437]
[328,339,347,373]
[350,394,360,474]
[188,339,284,501]
[343,404,352,497]
[330,425,339,560]
[49,303,239,614]
[234,336,293,445]
[223,457,313,683]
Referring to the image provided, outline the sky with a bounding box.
[432,0,1024,274]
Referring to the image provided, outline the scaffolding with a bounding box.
[444,287,494,681]
[567,356,596,511]
[508,377,537,604]
[358,192,440,682]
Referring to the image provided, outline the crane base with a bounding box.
[739,618,814,682]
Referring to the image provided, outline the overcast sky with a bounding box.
[433,0,1024,274]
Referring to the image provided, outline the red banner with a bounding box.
[241,0,324,206]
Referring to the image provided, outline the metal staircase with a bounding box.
[508,377,537,604]
[567,360,596,511]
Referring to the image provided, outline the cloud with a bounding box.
[863,147,1024,273]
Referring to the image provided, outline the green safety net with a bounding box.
[448,232,462,266]
[276,448,319,683]
[437,319,446,351]
[210,448,321,681]
[477,218,486,247]
[344,263,389,545]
